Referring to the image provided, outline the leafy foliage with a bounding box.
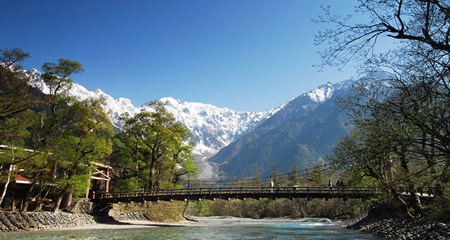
[0,48,36,122]
[111,101,198,190]
[318,0,450,219]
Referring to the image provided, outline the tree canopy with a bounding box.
[0,49,198,212]
[111,101,198,191]
[318,0,450,219]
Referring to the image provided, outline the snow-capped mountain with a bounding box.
[208,80,357,177]
[156,97,285,155]
[25,68,284,177]
[24,67,356,178]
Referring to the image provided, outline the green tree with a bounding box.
[307,163,326,186]
[26,94,74,211]
[50,97,113,211]
[30,58,84,150]
[114,177,140,192]
[41,58,84,114]
[111,101,198,190]
[0,113,33,208]
[162,122,198,188]
[23,59,84,212]
[270,163,283,186]
[252,165,264,187]
[24,58,113,212]
[0,48,32,117]
[287,162,301,186]
[317,0,450,218]
[0,48,36,122]
[0,48,42,211]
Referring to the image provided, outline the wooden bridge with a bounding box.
[91,186,380,203]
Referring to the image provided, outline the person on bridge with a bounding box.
[328,180,333,193]
[270,180,274,193]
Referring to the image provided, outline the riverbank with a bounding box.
[345,214,450,239]
[0,211,96,231]
[2,209,450,239]
[0,209,148,231]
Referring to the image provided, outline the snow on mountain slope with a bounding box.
[155,97,281,154]
[307,82,335,102]
[306,81,354,103]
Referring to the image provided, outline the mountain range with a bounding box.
[25,67,358,179]
[209,81,355,177]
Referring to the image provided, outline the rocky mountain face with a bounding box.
[208,81,356,177]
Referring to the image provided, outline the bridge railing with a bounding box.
[92,186,378,200]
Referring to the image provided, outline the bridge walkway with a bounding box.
[91,186,380,203]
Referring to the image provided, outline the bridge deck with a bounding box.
[91,186,380,203]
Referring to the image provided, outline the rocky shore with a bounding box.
[0,199,148,232]
[0,211,97,231]
[347,216,450,239]
[344,206,450,240]
[0,210,150,232]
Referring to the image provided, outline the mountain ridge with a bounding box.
[208,81,356,177]
[23,67,356,178]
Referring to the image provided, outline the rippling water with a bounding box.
[0,217,379,240]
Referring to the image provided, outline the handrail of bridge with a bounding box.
[92,186,379,200]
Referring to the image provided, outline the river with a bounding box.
[0,217,379,239]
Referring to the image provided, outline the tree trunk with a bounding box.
[60,191,73,210]
[52,188,68,212]
[20,198,29,213]
[33,196,43,212]
[0,164,14,207]
[21,184,38,213]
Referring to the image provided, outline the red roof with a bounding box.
[14,176,32,183]
[0,176,39,184]
[14,176,37,184]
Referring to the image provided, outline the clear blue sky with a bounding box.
[3,0,362,112]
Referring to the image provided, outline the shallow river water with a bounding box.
[0,217,379,240]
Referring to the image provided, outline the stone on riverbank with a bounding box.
[0,200,150,232]
[348,216,450,239]
[0,211,96,231]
